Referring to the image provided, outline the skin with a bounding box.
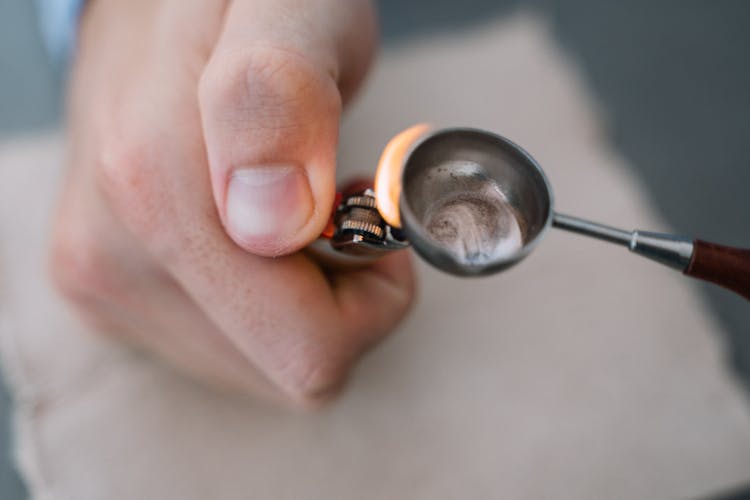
[50,0,415,408]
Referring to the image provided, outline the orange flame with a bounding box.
[374,124,431,228]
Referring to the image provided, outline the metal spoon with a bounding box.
[323,127,750,301]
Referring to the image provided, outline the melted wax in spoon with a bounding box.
[423,179,524,266]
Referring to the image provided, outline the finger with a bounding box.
[119,271,286,404]
[332,250,416,349]
[199,0,377,257]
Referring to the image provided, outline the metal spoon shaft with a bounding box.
[552,212,694,271]
[552,213,632,246]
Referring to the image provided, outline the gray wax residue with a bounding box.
[423,181,524,266]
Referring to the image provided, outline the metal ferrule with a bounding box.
[629,231,694,271]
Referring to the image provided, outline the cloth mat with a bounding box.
[1,12,749,500]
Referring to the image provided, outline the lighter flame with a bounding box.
[374,124,431,228]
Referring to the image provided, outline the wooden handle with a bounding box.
[684,240,750,301]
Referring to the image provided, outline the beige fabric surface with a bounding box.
[2,12,750,500]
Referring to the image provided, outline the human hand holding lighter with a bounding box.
[50,0,414,408]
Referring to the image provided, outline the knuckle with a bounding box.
[95,135,171,249]
[278,345,351,408]
[199,45,342,133]
[97,135,152,211]
[50,217,119,308]
[49,220,129,337]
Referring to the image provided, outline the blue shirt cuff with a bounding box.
[34,0,86,63]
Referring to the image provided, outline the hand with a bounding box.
[50,0,415,408]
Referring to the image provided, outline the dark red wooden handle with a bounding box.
[684,240,750,301]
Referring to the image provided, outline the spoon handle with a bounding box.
[684,241,750,301]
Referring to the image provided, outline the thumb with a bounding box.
[199,0,377,257]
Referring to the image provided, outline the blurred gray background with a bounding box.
[1,0,748,498]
